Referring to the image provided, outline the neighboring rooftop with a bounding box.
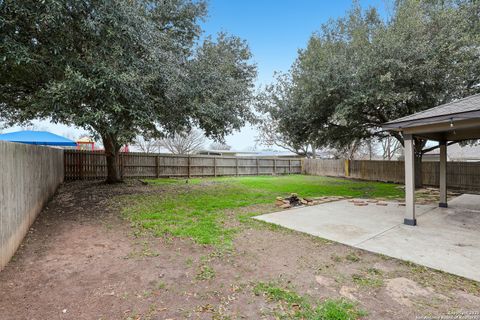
[196,149,299,157]
[425,143,480,162]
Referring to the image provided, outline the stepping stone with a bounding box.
[354,203,368,206]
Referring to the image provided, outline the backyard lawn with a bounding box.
[1,175,478,320]
[124,175,404,247]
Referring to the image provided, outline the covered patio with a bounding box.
[255,94,480,281]
[383,94,480,226]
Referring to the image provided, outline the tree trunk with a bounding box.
[311,144,317,159]
[102,134,123,184]
[414,138,426,188]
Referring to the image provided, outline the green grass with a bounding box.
[351,269,384,288]
[253,282,366,319]
[122,175,403,247]
[145,175,402,198]
[345,252,361,263]
[196,265,216,280]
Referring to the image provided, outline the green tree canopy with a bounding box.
[0,0,256,182]
[258,0,480,155]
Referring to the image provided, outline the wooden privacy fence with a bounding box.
[302,159,346,177]
[304,158,480,190]
[64,150,303,180]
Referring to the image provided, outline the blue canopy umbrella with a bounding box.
[0,130,77,147]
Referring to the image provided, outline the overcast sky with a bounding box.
[4,0,387,150]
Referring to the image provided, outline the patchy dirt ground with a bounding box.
[0,181,479,320]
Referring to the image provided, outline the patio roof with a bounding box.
[383,94,480,141]
[383,93,480,227]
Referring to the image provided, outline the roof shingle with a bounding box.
[385,93,480,125]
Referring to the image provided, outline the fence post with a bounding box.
[344,159,350,177]
[288,159,292,174]
[120,153,125,179]
[214,157,217,177]
[187,156,191,178]
[155,155,159,178]
[63,151,67,180]
[273,158,276,175]
[301,158,304,174]
[235,157,239,176]
[256,158,259,175]
[80,152,84,180]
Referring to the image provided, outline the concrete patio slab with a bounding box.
[255,200,436,246]
[254,195,480,282]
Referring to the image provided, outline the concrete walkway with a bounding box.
[254,194,480,282]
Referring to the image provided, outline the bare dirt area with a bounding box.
[0,181,479,320]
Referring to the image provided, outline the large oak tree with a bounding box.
[258,0,480,184]
[0,0,256,182]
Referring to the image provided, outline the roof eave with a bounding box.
[382,109,480,131]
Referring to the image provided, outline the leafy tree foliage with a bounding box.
[0,0,256,182]
[259,0,480,157]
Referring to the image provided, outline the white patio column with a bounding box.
[439,141,448,208]
[404,134,416,226]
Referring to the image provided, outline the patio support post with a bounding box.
[439,141,448,208]
[404,134,416,226]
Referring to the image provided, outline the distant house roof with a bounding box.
[197,149,300,157]
[425,143,480,161]
[197,149,237,156]
[384,94,480,129]
[250,151,299,157]
[0,130,77,147]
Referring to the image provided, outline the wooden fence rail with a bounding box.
[64,150,303,180]
[304,158,480,191]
